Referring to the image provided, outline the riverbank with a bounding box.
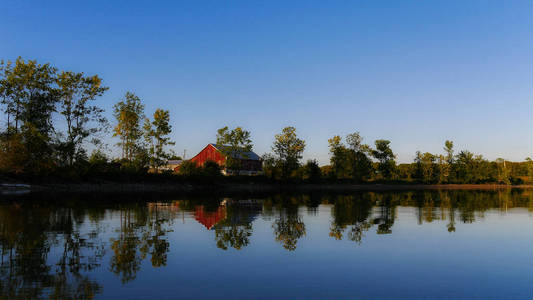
[2,182,532,195]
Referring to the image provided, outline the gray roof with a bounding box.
[210,144,261,161]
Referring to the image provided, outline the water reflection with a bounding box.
[0,200,105,299]
[109,203,175,283]
[1,189,533,298]
[214,200,261,250]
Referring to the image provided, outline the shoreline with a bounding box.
[2,182,533,195]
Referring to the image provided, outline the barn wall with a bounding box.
[190,144,226,167]
[190,144,262,172]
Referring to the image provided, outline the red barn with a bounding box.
[188,143,262,175]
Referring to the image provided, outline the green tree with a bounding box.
[272,126,306,179]
[443,140,455,182]
[113,92,145,162]
[202,160,222,177]
[0,58,57,133]
[328,135,349,179]
[495,158,511,185]
[262,153,281,179]
[144,109,174,171]
[0,58,58,173]
[56,71,108,166]
[215,126,253,174]
[414,151,437,183]
[178,160,201,176]
[372,139,396,180]
[0,60,15,131]
[444,140,454,164]
[526,157,533,183]
[455,151,493,183]
[302,159,321,183]
[346,132,373,182]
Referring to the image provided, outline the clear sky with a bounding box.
[2,0,533,164]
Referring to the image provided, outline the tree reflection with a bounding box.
[0,199,106,299]
[215,222,252,250]
[110,203,176,283]
[214,200,261,250]
[272,197,306,251]
[2,189,533,298]
[373,194,397,235]
[329,194,373,243]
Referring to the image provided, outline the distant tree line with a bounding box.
[1,57,532,184]
[322,135,531,184]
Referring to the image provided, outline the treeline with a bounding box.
[323,135,533,184]
[0,58,176,179]
[1,57,532,184]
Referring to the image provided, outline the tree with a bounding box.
[346,132,363,152]
[0,58,57,134]
[454,150,492,183]
[178,160,201,176]
[442,140,455,183]
[113,92,145,162]
[272,126,305,179]
[56,71,108,166]
[202,160,222,177]
[495,158,511,185]
[328,133,373,181]
[215,126,252,174]
[444,140,454,164]
[526,158,533,183]
[414,151,436,183]
[144,109,174,171]
[346,132,373,182]
[0,58,59,173]
[302,160,321,183]
[0,60,14,131]
[372,140,396,180]
[262,153,280,180]
[328,135,349,179]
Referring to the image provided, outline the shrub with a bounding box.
[202,160,222,177]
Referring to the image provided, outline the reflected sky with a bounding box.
[1,190,533,299]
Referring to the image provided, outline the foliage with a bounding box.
[2,57,533,185]
[328,132,373,182]
[262,153,281,180]
[271,126,306,179]
[273,206,306,251]
[178,160,201,177]
[0,58,59,174]
[202,160,222,177]
[144,109,175,171]
[113,92,145,162]
[301,160,321,182]
[215,126,253,173]
[56,71,108,166]
[372,140,396,180]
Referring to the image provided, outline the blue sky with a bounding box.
[2,0,533,164]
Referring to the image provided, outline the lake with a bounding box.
[1,189,533,299]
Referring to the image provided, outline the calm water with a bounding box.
[2,190,533,299]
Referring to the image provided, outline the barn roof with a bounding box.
[210,143,261,161]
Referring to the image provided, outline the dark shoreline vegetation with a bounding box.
[2,57,533,188]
